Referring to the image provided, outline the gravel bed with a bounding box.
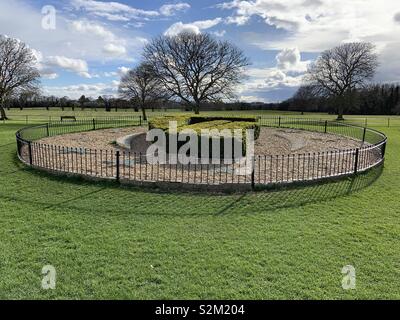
[37,127,364,155]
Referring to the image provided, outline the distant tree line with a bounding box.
[3,93,278,112]
[283,83,400,115]
[2,94,170,112]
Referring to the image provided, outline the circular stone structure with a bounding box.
[37,127,364,155]
[15,117,387,191]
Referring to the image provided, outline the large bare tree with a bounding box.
[304,42,379,119]
[143,32,250,114]
[118,62,166,120]
[0,36,40,120]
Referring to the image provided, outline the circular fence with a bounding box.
[16,116,387,191]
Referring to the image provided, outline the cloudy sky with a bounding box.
[1,0,399,102]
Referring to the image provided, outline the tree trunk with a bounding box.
[194,102,200,114]
[0,105,7,120]
[141,104,147,121]
[336,95,345,120]
[336,107,344,120]
[0,97,8,120]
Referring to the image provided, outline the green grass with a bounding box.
[1,111,400,299]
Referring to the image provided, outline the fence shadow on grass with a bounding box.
[220,164,384,215]
[13,147,384,216]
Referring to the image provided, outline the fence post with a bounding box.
[251,156,255,190]
[46,123,49,137]
[28,141,33,166]
[139,116,142,126]
[354,148,359,174]
[382,142,387,158]
[92,118,96,130]
[324,120,328,133]
[116,150,120,182]
[362,127,366,143]
[278,116,281,128]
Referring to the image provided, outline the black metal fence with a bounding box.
[16,116,387,190]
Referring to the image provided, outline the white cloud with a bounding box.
[117,66,130,75]
[241,67,303,92]
[71,20,116,41]
[71,0,160,21]
[0,1,145,67]
[104,71,117,77]
[165,22,200,36]
[71,20,130,58]
[43,73,59,80]
[39,67,59,79]
[219,0,400,83]
[71,0,190,22]
[103,43,127,56]
[276,48,310,72]
[238,48,309,96]
[79,72,93,79]
[103,66,130,78]
[159,3,191,16]
[44,56,91,78]
[135,37,149,45]
[111,80,120,87]
[219,0,400,51]
[91,12,131,22]
[225,15,250,26]
[164,18,223,36]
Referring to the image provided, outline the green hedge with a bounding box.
[148,115,191,131]
[148,115,260,159]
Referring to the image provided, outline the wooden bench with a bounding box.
[61,116,77,122]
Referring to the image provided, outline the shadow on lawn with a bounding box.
[222,164,384,214]
[13,149,383,215]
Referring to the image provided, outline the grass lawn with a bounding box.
[0,111,399,299]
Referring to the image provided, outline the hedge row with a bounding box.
[148,115,260,159]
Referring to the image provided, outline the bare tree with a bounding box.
[0,36,40,120]
[143,32,250,114]
[78,95,89,110]
[102,95,114,112]
[304,42,379,119]
[118,62,166,120]
[292,85,322,111]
